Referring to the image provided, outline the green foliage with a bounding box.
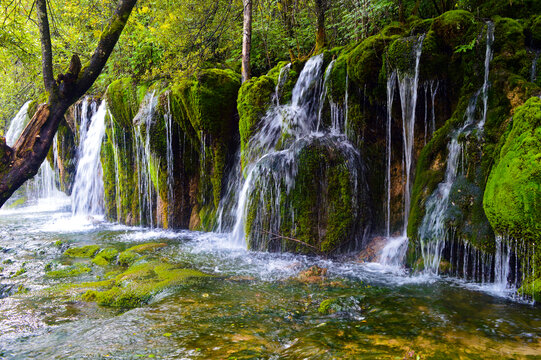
[454,38,476,53]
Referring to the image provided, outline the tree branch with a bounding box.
[35,0,54,91]
[74,0,137,99]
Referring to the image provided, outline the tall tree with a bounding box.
[314,0,327,52]
[242,0,252,82]
[0,0,137,207]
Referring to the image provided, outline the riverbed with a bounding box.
[0,199,539,359]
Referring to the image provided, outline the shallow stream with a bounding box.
[0,200,539,359]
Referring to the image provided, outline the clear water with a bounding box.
[0,202,539,359]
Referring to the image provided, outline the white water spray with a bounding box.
[71,102,107,215]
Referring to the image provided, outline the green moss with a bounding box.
[118,250,140,266]
[245,139,365,254]
[127,243,167,253]
[431,10,476,51]
[64,245,100,258]
[92,248,119,267]
[346,34,395,103]
[82,261,209,308]
[46,264,92,278]
[237,75,275,168]
[529,15,541,47]
[105,78,140,129]
[519,277,541,302]
[318,299,338,314]
[484,97,541,241]
[387,36,420,74]
[493,17,525,55]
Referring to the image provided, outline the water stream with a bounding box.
[0,204,539,359]
[71,102,107,216]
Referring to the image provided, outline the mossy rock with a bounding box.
[484,97,541,241]
[529,15,541,48]
[127,242,167,253]
[82,262,209,308]
[430,10,476,52]
[519,277,541,302]
[46,264,92,278]
[105,78,140,129]
[346,34,396,101]
[245,138,369,254]
[92,248,119,267]
[118,250,140,266]
[493,17,525,55]
[237,75,276,167]
[64,245,100,258]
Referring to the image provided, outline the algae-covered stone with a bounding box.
[82,261,209,308]
[92,248,119,267]
[118,250,140,266]
[105,78,140,129]
[46,264,92,278]
[484,97,541,240]
[245,138,369,254]
[430,10,476,51]
[238,75,276,167]
[64,245,100,258]
[127,242,167,253]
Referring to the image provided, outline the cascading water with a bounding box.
[397,35,425,232]
[164,92,175,227]
[229,55,365,250]
[4,101,63,204]
[378,35,425,267]
[532,50,540,83]
[71,102,107,216]
[418,92,479,274]
[134,92,160,227]
[5,101,31,146]
[417,23,500,280]
[385,72,397,238]
[478,21,494,131]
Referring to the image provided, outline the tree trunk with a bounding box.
[0,0,137,208]
[314,0,327,53]
[241,0,252,83]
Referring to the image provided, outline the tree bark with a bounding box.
[314,0,327,53]
[0,0,137,208]
[36,0,55,92]
[241,0,252,83]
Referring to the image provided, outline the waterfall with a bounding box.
[532,51,540,83]
[275,63,291,106]
[378,36,424,267]
[397,34,424,233]
[71,102,107,216]
[385,71,397,238]
[417,23,497,276]
[229,55,364,250]
[164,92,174,227]
[478,21,494,131]
[230,55,327,246]
[5,101,31,146]
[4,101,63,205]
[418,91,480,274]
[134,92,159,227]
[493,235,511,292]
